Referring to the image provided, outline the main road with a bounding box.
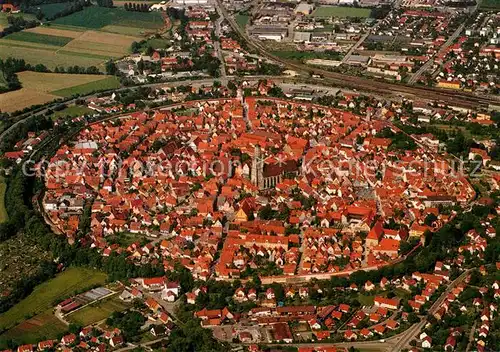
[216,0,499,109]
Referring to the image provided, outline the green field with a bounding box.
[52,105,94,119]
[235,14,249,29]
[0,310,67,348]
[101,24,149,36]
[37,3,71,18]
[0,267,107,331]
[0,43,104,69]
[0,177,7,223]
[4,31,73,47]
[66,295,129,326]
[53,6,164,29]
[311,6,372,18]
[51,76,120,97]
[142,37,170,49]
[480,0,500,9]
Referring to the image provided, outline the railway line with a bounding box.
[217,0,499,110]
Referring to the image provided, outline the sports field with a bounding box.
[0,267,107,331]
[66,295,129,326]
[0,71,120,112]
[311,6,372,18]
[52,105,94,119]
[0,310,67,348]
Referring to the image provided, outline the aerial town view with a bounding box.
[0,0,499,350]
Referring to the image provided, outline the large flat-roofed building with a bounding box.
[346,55,371,66]
[294,2,315,15]
[294,31,312,43]
[251,27,288,41]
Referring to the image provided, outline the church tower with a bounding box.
[251,145,264,189]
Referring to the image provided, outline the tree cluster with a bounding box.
[26,0,90,21]
[106,311,145,341]
[96,0,113,7]
[124,3,149,12]
[0,15,38,37]
[54,65,100,74]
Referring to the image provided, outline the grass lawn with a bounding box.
[53,6,164,30]
[0,177,7,223]
[356,294,375,306]
[66,295,129,326]
[52,105,94,119]
[51,76,120,97]
[0,267,107,331]
[3,31,73,47]
[235,13,249,30]
[143,37,170,49]
[311,6,372,18]
[0,310,67,348]
[272,50,342,61]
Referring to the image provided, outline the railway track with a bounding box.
[218,0,498,109]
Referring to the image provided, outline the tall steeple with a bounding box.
[251,144,264,189]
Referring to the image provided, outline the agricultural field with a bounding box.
[0,7,163,70]
[311,6,372,18]
[3,31,74,47]
[0,43,105,70]
[0,176,6,223]
[52,105,94,119]
[53,6,164,30]
[66,295,129,326]
[61,30,139,58]
[0,72,120,112]
[0,310,67,348]
[0,27,139,68]
[25,26,82,38]
[0,267,107,331]
[51,76,120,97]
[37,2,72,18]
